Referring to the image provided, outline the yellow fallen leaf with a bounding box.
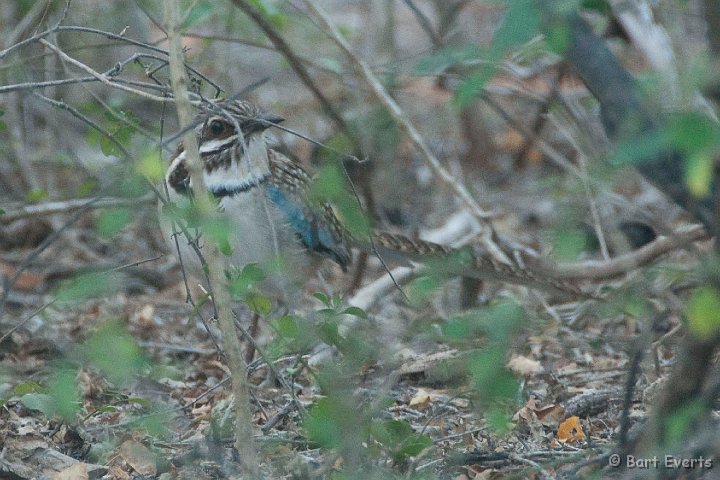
[557,416,586,443]
[409,389,432,408]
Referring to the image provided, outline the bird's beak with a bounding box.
[261,113,285,125]
[244,113,285,136]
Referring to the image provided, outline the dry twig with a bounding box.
[163,2,258,475]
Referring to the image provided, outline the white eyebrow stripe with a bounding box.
[199,135,239,155]
[166,150,186,180]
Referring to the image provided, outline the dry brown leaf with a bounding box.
[409,389,432,409]
[106,465,131,480]
[513,398,539,422]
[53,462,88,480]
[396,349,460,376]
[557,416,586,443]
[0,263,45,291]
[507,354,543,376]
[132,304,155,326]
[191,403,212,419]
[450,397,470,409]
[535,404,565,425]
[118,440,157,476]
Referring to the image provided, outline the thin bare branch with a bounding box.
[163,2,258,475]
[402,0,441,46]
[551,224,708,281]
[228,0,354,144]
[0,76,99,94]
[4,0,48,48]
[33,93,132,160]
[0,299,56,346]
[38,38,175,103]
[1,195,154,223]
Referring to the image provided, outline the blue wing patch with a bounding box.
[265,184,349,269]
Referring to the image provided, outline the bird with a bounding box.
[160,99,592,304]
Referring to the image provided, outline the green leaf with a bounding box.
[341,306,368,319]
[406,276,439,304]
[685,150,714,198]
[76,179,98,197]
[415,45,483,75]
[395,433,432,462]
[48,368,81,422]
[56,272,124,303]
[318,318,342,347]
[552,227,588,261]
[97,207,131,237]
[485,407,513,435]
[610,129,668,167]
[20,392,53,414]
[247,292,272,316]
[371,419,413,447]
[275,315,299,339]
[14,381,44,396]
[240,263,266,283]
[304,398,345,448]
[581,0,611,14]
[202,217,233,255]
[0,208,5,215]
[247,0,287,28]
[668,112,720,154]
[82,320,145,384]
[313,292,330,306]
[25,189,48,203]
[229,263,266,299]
[127,396,151,408]
[100,135,119,156]
[491,0,540,56]
[20,368,81,422]
[545,22,570,54]
[310,165,372,240]
[85,108,139,157]
[442,317,472,341]
[688,287,720,338]
[454,0,540,107]
[443,302,525,342]
[665,400,704,445]
[454,69,494,108]
[470,346,520,404]
[182,0,213,28]
[136,150,165,181]
[370,419,432,462]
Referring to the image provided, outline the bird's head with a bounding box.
[167,99,284,197]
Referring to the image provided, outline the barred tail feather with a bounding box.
[365,230,595,299]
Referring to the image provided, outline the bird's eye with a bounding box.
[208,120,225,136]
